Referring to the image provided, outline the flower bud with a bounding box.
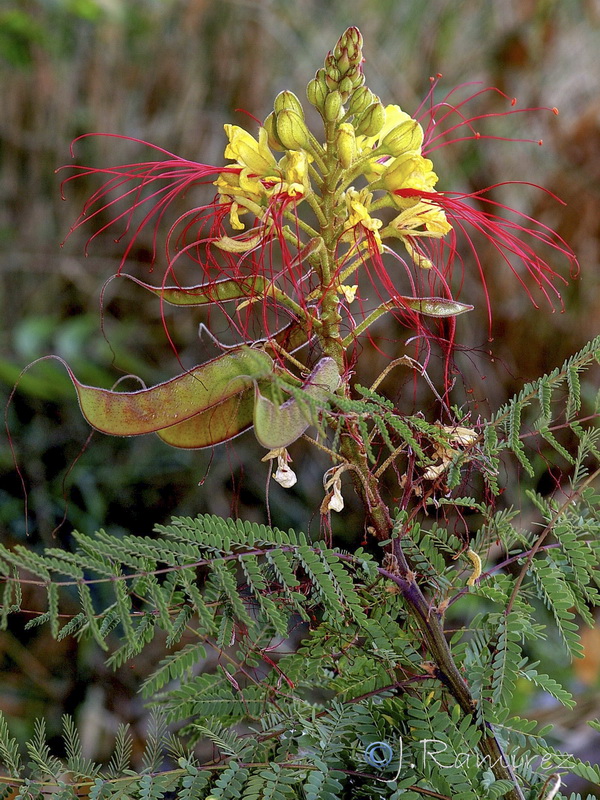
[324,56,340,90]
[335,49,350,75]
[307,72,328,110]
[354,101,385,137]
[338,76,353,101]
[334,26,363,69]
[275,109,311,150]
[336,123,357,168]
[263,111,284,150]
[348,86,372,115]
[274,90,305,119]
[380,118,424,155]
[346,64,364,90]
[324,90,343,122]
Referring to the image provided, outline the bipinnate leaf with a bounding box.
[253,357,340,449]
[61,347,274,439]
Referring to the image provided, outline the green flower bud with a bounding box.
[348,86,372,115]
[347,64,365,89]
[324,56,340,90]
[307,73,327,110]
[338,76,353,100]
[275,109,311,150]
[354,101,385,137]
[380,119,424,156]
[324,90,343,122]
[334,27,362,67]
[263,111,284,151]
[274,90,305,119]
[336,123,357,168]
[336,50,350,75]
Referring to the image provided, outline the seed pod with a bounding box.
[324,90,343,123]
[354,101,385,137]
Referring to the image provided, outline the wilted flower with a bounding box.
[322,466,346,513]
[422,424,479,481]
[262,448,297,488]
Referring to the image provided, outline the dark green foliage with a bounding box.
[1,343,600,798]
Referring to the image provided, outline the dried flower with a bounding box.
[262,448,297,488]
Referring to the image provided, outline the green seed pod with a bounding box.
[275,109,311,150]
[380,118,424,156]
[354,101,385,137]
[336,123,357,168]
[274,90,305,119]
[324,90,343,122]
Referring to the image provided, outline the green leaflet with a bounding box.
[253,357,340,449]
[59,347,274,442]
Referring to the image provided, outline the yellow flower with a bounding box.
[342,187,383,251]
[383,152,439,202]
[358,105,426,182]
[278,150,310,196]
[223,125,277,175]
[388,201,452,238]
[358,104,416,152]
[217,127,311,231]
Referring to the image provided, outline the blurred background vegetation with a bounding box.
[1,0,600,786]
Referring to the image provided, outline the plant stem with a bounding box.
[338,436,525,800]
[312,115,525,800]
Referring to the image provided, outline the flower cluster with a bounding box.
[54,27,579,512]
[61,27,577,358]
